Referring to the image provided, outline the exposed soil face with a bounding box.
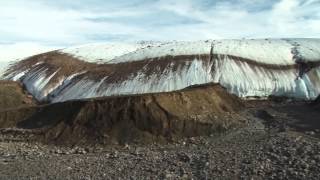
[0,81,35,110]
[0,83,245,145]
[314,95,320,109]
[0,100,320,179]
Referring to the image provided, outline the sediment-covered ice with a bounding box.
[3,38,320,102]
[21,68,61,100]
[213,55,319,99]
[50,59,214,102]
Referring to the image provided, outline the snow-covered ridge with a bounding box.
[109,40,212,64]
[3,38,320,102]
[58,39,320,66]
[59,41,163,63]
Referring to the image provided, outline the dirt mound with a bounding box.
[0,81,35,110]
[0,83,245,145]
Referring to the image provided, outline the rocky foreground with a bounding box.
[0,101,319,180]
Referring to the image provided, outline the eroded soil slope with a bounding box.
[0,83,245,145]
[314,95,320,109]
[0,81,35,110]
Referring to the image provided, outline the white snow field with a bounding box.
[61,39,320,65]
[4,38,320,102]
[59,41,163,63]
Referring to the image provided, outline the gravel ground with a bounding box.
[0,101,319,180]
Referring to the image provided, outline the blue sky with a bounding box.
[0,0,319,54]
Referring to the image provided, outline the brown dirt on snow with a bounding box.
[5,51,96,78]
[3,51,97,93]
[0,83,245,145]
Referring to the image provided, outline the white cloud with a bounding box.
[268,0,320,37]
[154,0,320,39]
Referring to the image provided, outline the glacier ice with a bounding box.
[3,38,320,102]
